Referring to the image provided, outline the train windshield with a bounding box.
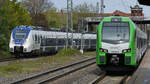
[102,22,129,44]
[14,29,28,40]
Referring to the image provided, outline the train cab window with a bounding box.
[102,22,129,44]
[14,29,27,40]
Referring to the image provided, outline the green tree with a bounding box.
[0,0,31,57]
[45,9,67,28]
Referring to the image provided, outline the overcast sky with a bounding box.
[51,0,150,17]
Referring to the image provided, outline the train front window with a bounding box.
[15,30,27,40]
[102,22,129,44]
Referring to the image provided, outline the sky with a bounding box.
[51,0,150,17]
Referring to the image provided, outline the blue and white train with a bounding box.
[9,26,96,56]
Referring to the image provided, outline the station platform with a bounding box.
[127,48,150,84]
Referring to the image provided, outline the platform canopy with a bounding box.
[138,0,150,5]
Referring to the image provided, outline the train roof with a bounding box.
[102,16,131,22]
[14,25,97,34]
[15,26,67,32]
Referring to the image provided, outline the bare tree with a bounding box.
[74,2,90,13]
[74,2,97,13]
[22,0,54,16]
[89,4,97,13]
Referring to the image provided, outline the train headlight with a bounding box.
[100,48,108,53]
[122,49,131,53]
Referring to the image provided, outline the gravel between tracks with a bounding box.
[97,76,125,84]
[48,64,102,84]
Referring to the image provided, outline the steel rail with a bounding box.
[119,75,130,84]
[0,57,16,62]
[88,72,106,84]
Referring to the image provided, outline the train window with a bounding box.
[138,37,140,49]
[38,35,40,43]
[58,39,61,44]
[46,39,50,46]
[35,35,37,41]
[62,39,65,45]
[139,38,141,49]
[137,37,139,49]
[75,40,78,45]
[32,35,34,40]
[85,39,89,45]
[77,40,81,45]
[41,39,46,46]
[53,39,57,46]
[58,39,63,45]
[91,40,96,44]
[37,35,39,42]
[94,40,97,44]
[46,38,56,46]
[68,39,71,45]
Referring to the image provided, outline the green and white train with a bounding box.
[96,16,147,71]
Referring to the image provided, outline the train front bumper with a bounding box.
[10,46,29,53]
[96,52,136,66]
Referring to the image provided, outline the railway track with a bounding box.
[89,72,106,84]
[11,56,96,84]
[89,73,130,84]
[0,57,16,62]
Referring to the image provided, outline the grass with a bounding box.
[0,48,95,77]
[0,62,23,77]
[0,51,12,59]
[83,51,96,57]
[56,48,80,56]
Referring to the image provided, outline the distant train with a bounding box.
[96,16,148,71]
[9,26,96,57]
